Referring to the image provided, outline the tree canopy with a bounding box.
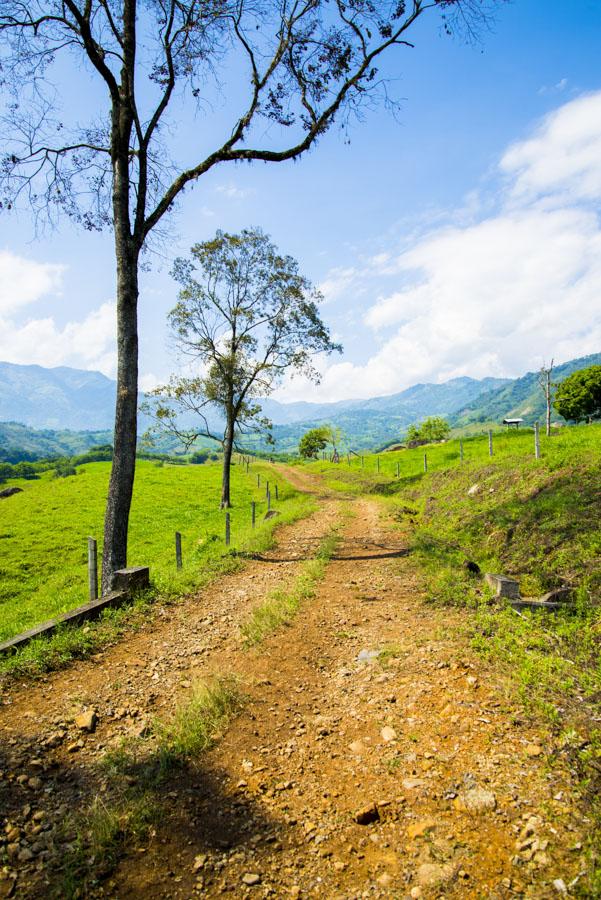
[144,227,340,506]
[299,426,331,459]
[405,416,451,443]
[554,366,601,423]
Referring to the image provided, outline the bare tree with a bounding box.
[143,227,340,508]
[0,0,494,593]
[538,358,554,437]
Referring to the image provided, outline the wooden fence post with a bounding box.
[534,422,541,459]
[225,512,231,546]
[377,456,380,473]
[87,537,98,601]
[251,501,256,528]
[460,439,464,462]
[257,473,260,487]
[488,429,493,456]
[275,484,279,500]
[175,531,182,570]
[265,480,269,498]
[361,456,364,468]
[267,489,271,511]
[396,461,400,477]
[423,453,428,473]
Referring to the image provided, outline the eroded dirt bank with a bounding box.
[0,468,587,898]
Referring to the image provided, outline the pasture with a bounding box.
[0,459,310,643]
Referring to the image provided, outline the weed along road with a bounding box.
[0,466,591,898]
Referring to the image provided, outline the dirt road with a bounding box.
[0,467,587,898]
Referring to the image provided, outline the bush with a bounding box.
[189,450,209,464]
[72,444,113,465]
[54,462,77,478]
[12,462,39,480]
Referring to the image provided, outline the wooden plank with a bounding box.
[0,590,128,656]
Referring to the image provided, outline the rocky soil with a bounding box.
[0,467,589,898]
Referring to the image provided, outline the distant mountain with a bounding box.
[0,362,117,430]
[0,421,112,462]
[1,354,599,457]
[260,376,508,427]
[451,352,601,428]
[252,377,511,452]
[0,360,508,435]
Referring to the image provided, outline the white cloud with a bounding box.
[501,91,601,204]
[139,372,161,392]
[0,250,65,315]
[0,250,117,375]
[215,182,254,200]
[538,77,568,96]
[318,266,360,303]
[0,301,117,375]
[282,90,601,402]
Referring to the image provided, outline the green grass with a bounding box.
[0,458,312,645]
[240,525,342,646]
[305,421,601,495]
[153,676,243,764]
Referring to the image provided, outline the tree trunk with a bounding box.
[101,16,139,595]
[101,240,139,593]
[221,417,234,509]
[546,384,551,437]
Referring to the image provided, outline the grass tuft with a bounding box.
[57,675,242,897]
[240,527,340,646]
[154,675,243,765]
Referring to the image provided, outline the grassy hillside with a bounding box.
[0,459,311,644]
[451,351,601,428]
[305,423,601,596]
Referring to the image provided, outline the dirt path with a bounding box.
[0,469,587,898]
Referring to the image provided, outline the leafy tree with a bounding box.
[405,416,450,443]
[554,366,601,423]
[144,228,340,507]
[0,0,494,592]
[189,450,210,465]
[299,424,344,459]
[299,427,330,459]
[72,444,114,465]
[0,462,13,483]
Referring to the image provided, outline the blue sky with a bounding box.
[1,0,601,402]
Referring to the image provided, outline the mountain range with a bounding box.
[0,352,600,457]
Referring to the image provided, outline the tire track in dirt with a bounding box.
[0,469,587,898]
[112,489,585,899]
